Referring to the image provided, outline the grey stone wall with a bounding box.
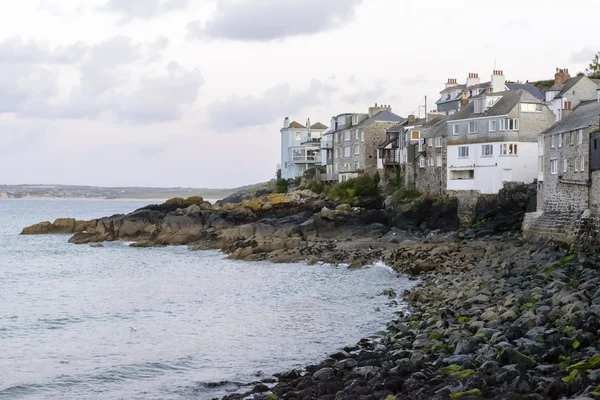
[447,189,480,228]
[365,122,397,176]
[415,137,447,194]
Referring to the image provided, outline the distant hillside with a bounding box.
[0,182,268,201]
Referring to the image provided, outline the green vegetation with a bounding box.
[326,175,380,204]
[294,176,302,186]
[428,331,444,340]
[475,333,487,340]
[451,369,475,380]
[562,369,581,384]
[440,365,462,375]
[265,394,278,400]
[275,179,288,194]
[585,51,600,78]
[457,316,470,324]
[307,180,325,194]
[450,389,482,399]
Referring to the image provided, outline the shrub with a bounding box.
[327,175,380,204]
[294,176,302,186]
[275,179,288,194]
[308,180,324,194]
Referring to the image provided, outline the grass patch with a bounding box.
[450,389,482,399]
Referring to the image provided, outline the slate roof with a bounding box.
[421,116,449,138]
[310,122,328,130]
[506,83,544,100]
[288,121,306,129]
[447,90,537,121]
[546,100,600,135]
[353,110,404,129]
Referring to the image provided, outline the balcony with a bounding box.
[290,147,318,163]
[321,173,339,182]
[380,149,400,165]
[321,138,333,149]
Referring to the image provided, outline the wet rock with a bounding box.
[312,368,335,382]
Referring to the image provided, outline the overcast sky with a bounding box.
[0,0,598,188]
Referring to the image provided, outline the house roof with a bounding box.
[546,100,600,135]
[447,90,537,121]
[353,110,404,129]
[288,121,306,129]
[310,122,328,130]
[421,116,449,138]
[506,83,544,100]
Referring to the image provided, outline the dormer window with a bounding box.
[352,114,358,125]
[474,98,485,113]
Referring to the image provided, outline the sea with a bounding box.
[0,200,412,400]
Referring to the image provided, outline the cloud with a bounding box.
[344,82,387,104]
[207,79,336,132]
[0,35,203,124]
[187,0,363,42]
[570,46,597,64]
[100,0,191,21]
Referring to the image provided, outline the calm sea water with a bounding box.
[0,200,411,400]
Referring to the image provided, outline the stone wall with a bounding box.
[447,190,480,228]
[415,137,447,194]
[364,122,398,176]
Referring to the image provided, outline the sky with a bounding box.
[0,0,598,189]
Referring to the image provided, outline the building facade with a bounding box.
[445,89,555,194]
[280,118,327,180]
[327,104,403,182]
[524,98,600,243]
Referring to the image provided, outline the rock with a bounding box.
[336,204,352,213]
[466,294,490,305]
[454,337,481,355]
[89,243,104,248]
[353,366,379,378]
[320,207,335,221]
[275,369,301,381]
[313,367,335,382]
[251,383,270,393]
[381,288,397,299]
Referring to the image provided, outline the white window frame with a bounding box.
[581,156,585,172]
[436,155,443,167]
[550,159,558,175]
[575,157,579,172]
[520,103,543,113]
[558,133,563,148]
[500,118,519,131]
[489,120,497,132]
[344,131,351,141]
[458,146,469,158]
[551,135,555,148]
[453,124,459,135]
[419,157,426,168]
[295,132,302,141]
[355,130,359,140]
[481,144,493,157]
[578,129,583,144]
[343,146,351,157]
[354,144,360,155]
[427,138,433,147]
[500,143,518,156]
[352,114,358,125]
[428,157,434,167]
[563,159,568,173]
[468,121,478,134]
[435,136,443,148]
[361,130,364,142]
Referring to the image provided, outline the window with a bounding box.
[550,159,558,174]
[435,136,443,148]
[558,133,563,148]
[295,132,302,140]
[538,155,543,173]
[500,143,518,155]
[354,161,361,170]
[453,124,459,135]
[436,155,443,167]
[468,121,478,134]
[355,144,360,155]
[428,157,435,167]
[563,159,568,173]
[451,170,474,180]
[355,130,359,140]
[551,135,555,148]
[581,156,585,172]
[481,144,493,156]
[569,131,574,145]
[578,129,583,144]
[474,98,485,114]
[411,130,420,140]
[352,114,358,125]
[489,120,497,132]
[500,118,519,131]
[575,157,579,172]
[520,103,543,112]
[361,130,364,142]
[417,139,423,152]
[335,149,339,159]
[343,146,351,157]
[458,146,469,158]
[419,158,426,168]
[344,131,350,141]
[427,138,433,147]
[284,162,288,169]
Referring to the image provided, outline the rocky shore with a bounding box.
[21,185,600,399]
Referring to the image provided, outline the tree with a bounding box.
[585,52,600,78]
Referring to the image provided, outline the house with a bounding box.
[524,98,600,243]
[446,89,556,194]
[414,115,449,194]
[280,118,327,180]
[326,104,404,182]
[436,70,544,116]
[543,68,600,121]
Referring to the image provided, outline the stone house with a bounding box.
[414,116,449,194]
[327,104,403,182]
[524,99,600,244]
[544,68,600,121]
[445,89,556,194]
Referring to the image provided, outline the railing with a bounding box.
[381,149,400,164]
[320,173,339,182]
[291,156,316,162]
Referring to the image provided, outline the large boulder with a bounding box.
[474,182,536,232]
[21,218,92,235]
[386,192,459,231]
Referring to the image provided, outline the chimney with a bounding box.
[555,68,571,85]
[445,78,458,89]
[466,72,480,88]
[427,110,443,121]
[407,114,416,124]
[491,70,505,93]
[368,103,392,117]
[460,91,469,109]
[283,117,290,128]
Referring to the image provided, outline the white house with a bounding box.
[543,68,600,121]
[446,89,556,194]
[280,118,327,180]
